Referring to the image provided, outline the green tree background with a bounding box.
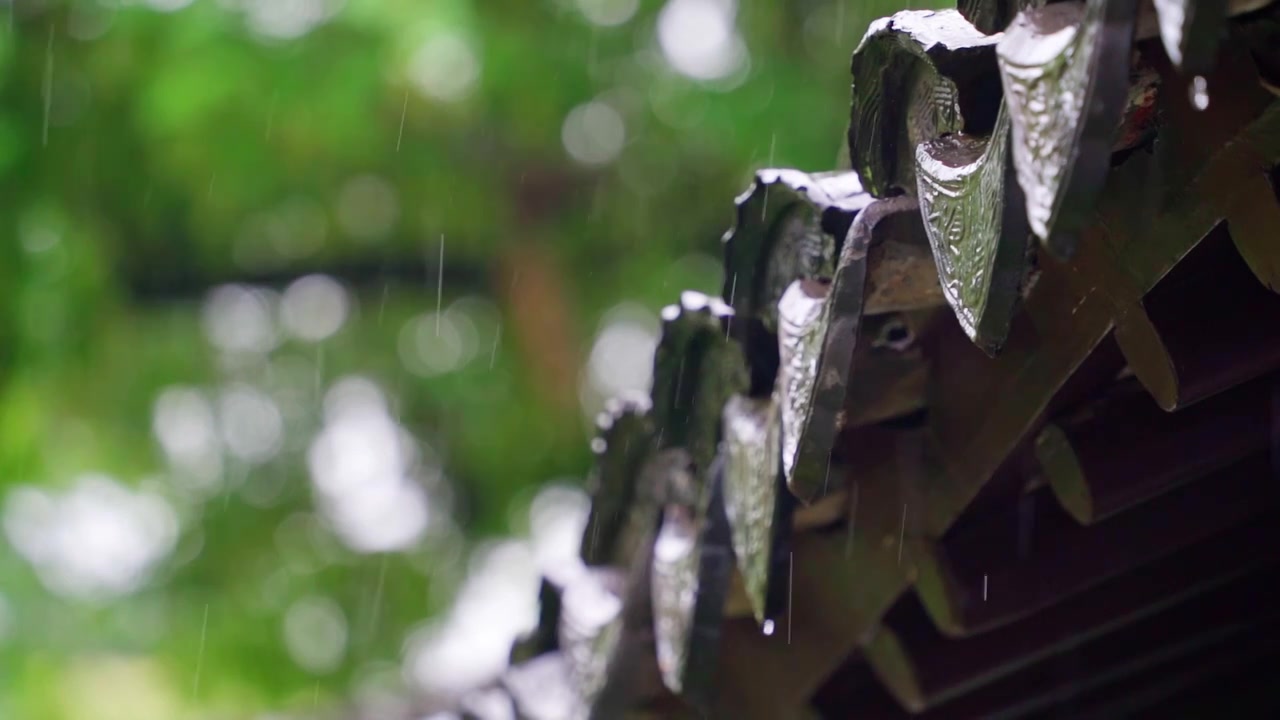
[0,0,936,716]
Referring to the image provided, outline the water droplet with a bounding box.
[762,619,775,636]
[1189,75,1209,111]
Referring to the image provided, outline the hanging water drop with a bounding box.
[1189,75,1209,111]
[762,619,775,636]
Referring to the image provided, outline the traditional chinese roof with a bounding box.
[445,2,1280,718]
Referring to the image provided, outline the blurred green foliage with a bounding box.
[0,0,940,717]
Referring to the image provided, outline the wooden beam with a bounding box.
[839,311,931,430]
[863,228,945,315]
[922,231,1118,538]
[722,487,851,621]
[1136,21,1280,289]
[1100,644,1280,718]
[714,530,910,720]
[913,452,1275,636]
[1113,224,1280,410]
[865,515,1280,710]
[848,569,1280,719]
[1036,375,1276,524]
[715,422,942,714]
[907,571,1280,718]
[1223,165,1280,293]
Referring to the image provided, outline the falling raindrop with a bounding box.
[315,346,325,403]
[265,88,278,140]
[337,174,399,241]
[65,2,111,40]
[673,356,686,409]
[42,24,54,147]
[284,595,348,674]
[760,132,778,220]
[365,556,390,647]
[281,274,349,342]
[193,603,210,699]
[898,504,907,565]
[836,0,846,46]
[1189,75,1209,111]
[489,322,502,369]
[408,33,480,103]
[217,385,284,464]
[436,235,445,335]
[396,90,409,152]
[725,273,738,339]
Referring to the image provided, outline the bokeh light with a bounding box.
[409,33,482,104]
[201,285,280,356]
[3,475,178,600]
[281,274,351,342]
[404,539,541,695]
[580,302,659,420]
[562,99,627,167]
[282,595,349,674]
[576,0,640,27]
[308,377,431,553]
[657,0,749,81]
[337,174,401,242]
